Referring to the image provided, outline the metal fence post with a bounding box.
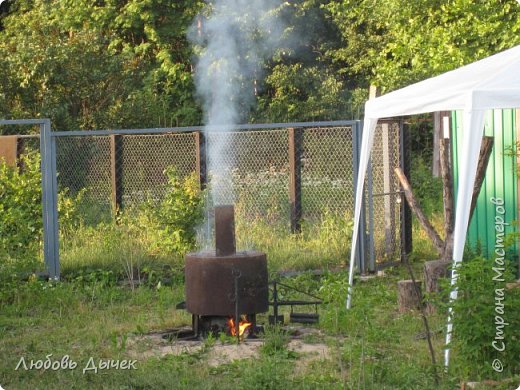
[352,120,367,273]
[288,127,303,233]
[40,120,60,279]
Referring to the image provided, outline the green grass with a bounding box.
[235,208,354,273]
[2,203,518,389]
[3,261,517,389]
[58,205,354,279]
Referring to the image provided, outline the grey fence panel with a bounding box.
[4,120,405,278]
[301,126,355,219]
[56,136,113,225]
[207,129,290,220]
[119,133,198,205]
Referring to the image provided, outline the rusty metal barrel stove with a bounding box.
[185,205,268,316]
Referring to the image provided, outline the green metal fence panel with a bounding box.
[452,109,518,258]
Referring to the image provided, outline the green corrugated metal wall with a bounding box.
[452,109,518,258]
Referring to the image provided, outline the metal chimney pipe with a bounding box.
[215,205,236,256]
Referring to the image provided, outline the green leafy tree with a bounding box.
[326,0,520,92]
[253,0,356,121]
[0,155,42,262]
[0,0,203,130]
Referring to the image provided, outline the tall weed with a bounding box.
[438,257,520,379]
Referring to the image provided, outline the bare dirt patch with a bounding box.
[127,327,334,368]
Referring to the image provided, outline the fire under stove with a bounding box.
[184,205,268,340]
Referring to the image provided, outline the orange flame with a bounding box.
[227,316,252,337]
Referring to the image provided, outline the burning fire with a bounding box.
[227,316,252,337]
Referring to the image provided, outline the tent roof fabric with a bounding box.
[365,45,520,118]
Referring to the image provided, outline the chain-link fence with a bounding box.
[366,122,403,268]
[1,120,408,277]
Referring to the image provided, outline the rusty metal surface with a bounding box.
[185,251,268,316]
[214,205,236,256]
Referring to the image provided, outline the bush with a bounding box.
[440,257,520,379]
[144,168,205,255]
[0,153,42,264]
[0,152,82,272]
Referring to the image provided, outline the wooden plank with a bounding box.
[0,135,19,167]
[439,129,454,260]
[439,112,453,233]
[110,134,123,213]
[433,112,441,177]
[195,131,207,190]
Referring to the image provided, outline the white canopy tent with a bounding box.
[346,44,520,367]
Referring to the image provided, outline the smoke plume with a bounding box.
[189,0,286,205]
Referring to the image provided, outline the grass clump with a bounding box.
[260,325,292,357]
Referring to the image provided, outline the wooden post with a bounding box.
[369,85,379,100]
[195,131,207,190]
[439,112,454,261]
[288,127,303,233]
[424,259,451,314]
[110,134,123,213]
[468,136,494,223]
[401,121,413,256]
[433,112,441,177]
[397,279,422,312]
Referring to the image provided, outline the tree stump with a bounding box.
[424,260,451,314]
[397,280,422,313]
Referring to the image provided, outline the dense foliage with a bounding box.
[326,0,520,92]
[0,153,80,270]
[2,0,518,130]
[145,168,205,255]
[0,154,41,262]
[0,0,204,130]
